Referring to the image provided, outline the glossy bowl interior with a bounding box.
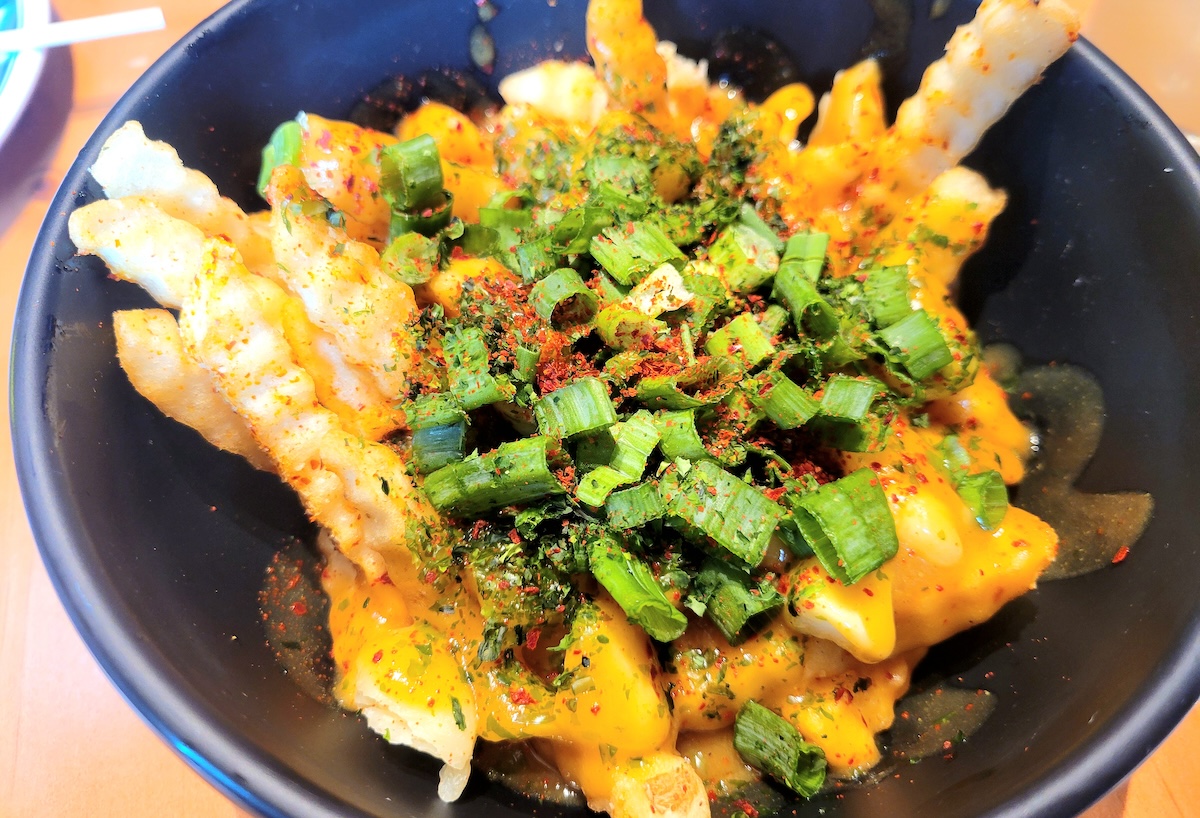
[12,1,1200,817]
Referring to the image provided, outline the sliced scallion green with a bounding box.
[692,558,783,643]
[257,120,302,197]
[956,470,1008,529]
[654,410,709,461]
[443,325,514,411]
[379,134,444,213]
[636,357,741,410]
[779,231,829,282]
[530,267,600,333]
[748,372,820,430]
[877,309,954,381]
[413,422,466,474]
[705,313,776,368]
[535,377,618,440]
[590,221,687,285]
[422,436,566,516]
[666,460,786,565]
[734,700,827,797]
[709,223,780,293]
[380,231,439,286]
[605,482,667,530]
[588,536,688,642]
[818,376,881,423]
[789,468,898,585]
[863,265,912,328]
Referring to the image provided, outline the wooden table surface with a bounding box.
[1,1,1197,816]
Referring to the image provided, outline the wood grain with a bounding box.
[0,1,1194,815]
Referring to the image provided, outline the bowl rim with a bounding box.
[11,2,1200,817]
[0,0,52,149]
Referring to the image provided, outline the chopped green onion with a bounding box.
[956,470,1008,529]
[737,202,785,253]
[479,204,533,232]
[810,415,892,453]
[734,701,827,797]
[550,206,615,255]
[608,411,661,479]
[789,468,898,585]
[705,314,776,368]
[575,412,660,506]
[584,154,654,194]
[422,436,566,516]
[412,422,466,474]
[708,223,780,293]
[877,310,954,381]
[938,435,971,481]
[680,264,731,331]
[588,536,687,642]
[595,304,668,349]
[654,410,709,461]
[535,377,618,439]
[576,466,628,507]
[380,231,439,286]
[408,393,465,430]
[779,231,829,282]
[605,483,667,529]
[771,261,839,338]
[388,191,454,239]
[666,460,786,565]
[530,268,600,334]
[692,559,783,643]
[516,236,558,282]
[379,134,444,212]
[514,345,541,383]
[636,357,741,410]
[748,372,820,430]
[591,221,687,285]
[591,272,628,307]
[758,304,790,338]
[818,376,881,423]
[863,265,912,327]
[443,325,515,411]
[257,120,302,197]
[591,182,651,220]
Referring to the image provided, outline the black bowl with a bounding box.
[12,1,1200,816]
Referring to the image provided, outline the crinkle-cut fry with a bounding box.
[69,197,207,310]
[872,165,1008,300]
[807,58,886,148]
[885,0,1080,192]
[499,61,610,128]
[266,165,416,402]
[296,113,397,247]
[322,547,478,802]
[178,239,436,581]
[113,309,272,471]
[609,753,709,818]
[71,196,400,439]
[88,121,274,275]
[586,0,673,132]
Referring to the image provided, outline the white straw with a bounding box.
[0,8,166,53]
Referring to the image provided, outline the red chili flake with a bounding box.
[372,650,383,664]
[1112,545,1130,564]
[508,528,522,545]
[509,687,536,706]
[497,579,511,591]
[1012,539,1028,548]
[526,629,541,650]
[315,129,333,151]
[763,486,786,502]
[290,601,308,616]
[733,799,759,818]
[590,702,601,715]
[862,587,875,597]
